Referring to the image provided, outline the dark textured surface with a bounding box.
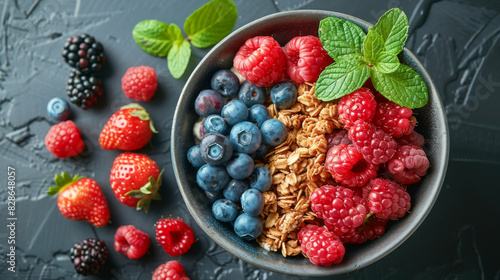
[0,0,499,279]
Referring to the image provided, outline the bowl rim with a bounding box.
[172,9,449,277]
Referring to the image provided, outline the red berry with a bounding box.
[155,218,195,257]
[283,35,333,84]
[45,120,85,158]
[367,178,411,220]
[298,224,345,266]
[152,260,189,280]
[348,120,398,165]
[339,215,388,244]
[310,185,368,236]
[325,129,351,150]
[233,36,286,87]
[387,145,430,185]
[338,88,377,129]
[114,225,151,260]
[374,101,416,138]
[121,66,158,102]
[324,144,378,187]
[395,131,425,147]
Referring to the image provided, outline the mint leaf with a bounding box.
[363,29,384,64]
[132,20,184,57]
[374,52,400,73]
[315,59,370,101]
[370,8,409,55]
[167,39,191,79]
[319,17,366,60]
[371,64,428,108]
[184,0,237,48]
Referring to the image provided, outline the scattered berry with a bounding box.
[284,35,333,84]
[187,145,205,168]
[152,260,190,280]
[326,129,351,150]
[47,97,70,121]
[395,131,425,147]
[248,166,272,192]
[233,36,286,87]
[226,153,254,179]
[114,225,151,260]
[229,121,262,154]
[121,66,158,102]
[298,224,345,266]
[348,120,398,165]
[194,89,224,117]
[367,178,411,220]
[45,120,85,158]
[155,218,195,257]
[260,119,287,147]
[223,179,249,203]
[240,188,264,216]
[196,164,230,192]
[69,238,108,275]
[339,215,388,244]
[221,100,248,126]
[212,199,239,222]
[374,101,416,137]
[66,70,103,110]
[248,104,270,128]
[387,145,430,185]
[199,133,233,165]
[233,213,263,241]
[211,69,240,98]
[338,88,377,128]
[62,34,106,73]
[238,81,266,107]
[270,81,298,109]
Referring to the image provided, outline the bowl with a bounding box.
[172,10,449,277]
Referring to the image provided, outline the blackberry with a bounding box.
[62,34,106,73]
[66,70,103,109]
[69,238,108,275]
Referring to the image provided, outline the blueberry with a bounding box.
[260,119,287,147]
[226,153,254,180]
[233,213,263,241]
[187,145,205,168]
[212,199,239,222]
[270,81,297,109]
[238,81,266,107]
[193,117,207,141]
[221,100,248,126]
[47,97,70,121]
[249,166,272,192]
[253,143,270,159]
[200,133,233,165]
[211,69,240,98]
[240,189,264,216]
[204,114,229,135]
[223,179,249,203]
[196,164,230,192]
[229,121,262,154]
[205,190,223,203]
[248,104,270,128]
[194,89,224,117]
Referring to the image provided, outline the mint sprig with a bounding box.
[132,0,237,79]
[315,8,428,109]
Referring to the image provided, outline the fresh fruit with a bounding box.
[47,172,110,226]
[114,225,151,259]
[199,133,233,165]
[338,88,377,129]
[69,238,108,275]
[252,142,270,159]
[62,34,106,73]
[297,224,345,266]
[196,164,230,192]
[47,97,70,121]
[226,153,254,180]
[366,178,411,220]
[284,35,333,84]
[221,100,248,126]
[374,101,416,138]
[229,121,262,154]
[348,120,398,165]
[187,145,205,168]
[45,120,85,158]
[260,119,287,146]
[238,81,266,107]
[155,218,195,257]
[204,114,229,135]
[248,166,272,192]
[233,36,286,87]
[387,145,430,185]
[66,70,104,110]
[204,189,223,203]
[223,179,249,203]
[194,89,224,117]
[240,188,264,216]
[109,152,162,212]
[152,260,190,280]
[99,103,157,150]
[212,199,239,222]
[211,69,240,98]
[325,129,351,150]
[339,216,388,244]
[270,81,298,109]
[121,65,158,102]
[248,104,270,128]
[395,131,425,147]
[233,213,263,241]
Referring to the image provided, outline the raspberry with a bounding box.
[367,178,411,220]
[310,185,368,236]
[45,120,85,158]
[69,238,108,275]
[114,225,151,260]
[374,101,416,138]
[283,35,333,84]
[387,145,430,185]
[348,120,398,165]
[233,36,286,87]
[297,224,345,266]
[395,131,425,147]
[155,218,195,257]
[338,88,377,128]
[339,215,388,244]
[152,260,190,280]
[121,66,158,102]
[324,144,378,187]
[325,129,351,150]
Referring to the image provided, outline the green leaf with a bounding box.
[167,39,191,79]
[363,29,384,64]
[132,20,184,57]
[373,52,400,73]
[371,64,428,108]
[315,59,370,101]
[370,8,409,55]
[184,0,237,48]
[319,17,366,61]
[47,172,83,196]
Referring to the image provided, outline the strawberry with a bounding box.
[47,172,110,227]
[99,103,157,150]
[109,152,162,212]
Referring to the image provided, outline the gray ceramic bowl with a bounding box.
[172,10,449,277]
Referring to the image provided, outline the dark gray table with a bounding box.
[1,0,499,279]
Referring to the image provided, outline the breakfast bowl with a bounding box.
[171,10,449,277]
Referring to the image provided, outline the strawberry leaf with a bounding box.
[47,172,83,196]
